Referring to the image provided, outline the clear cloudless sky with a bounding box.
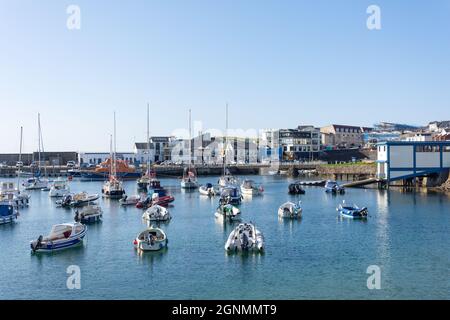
[0,0,449,152]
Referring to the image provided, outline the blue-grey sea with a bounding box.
[0,175,449,300]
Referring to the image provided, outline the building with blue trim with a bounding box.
[377,141,450,182]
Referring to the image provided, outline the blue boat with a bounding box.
[337,201,368,219]
[325,180,345,194]
[0,204,18,225]
[30,222,87,253]
[80,171,141,181]
[219,186,242,205]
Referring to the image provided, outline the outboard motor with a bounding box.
[62,194,72,207]
[240,232,249,251]
[31,235,43,253]
[74,210,80,222]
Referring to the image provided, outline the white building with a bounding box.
[78,152,137,165]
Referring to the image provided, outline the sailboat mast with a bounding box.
[37,113,41,173]
[189,108,192,168]
[109,134,113,177]
[224,103,228,176]
[113,112,117,177]
[147,103,150,171]
[17,126,23,187]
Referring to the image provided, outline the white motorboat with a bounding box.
[74,205,103,223]
[133,226,168,251]
[142,205,172,222]
[119,194,142,206]
[278,201,303,219]
[224,222,264,252]
[215,204,241,221]
[199,183,218,196]
[56,192,99,208]
[0,203,19,225]
[240,179,264,196]
[30,222,87,253]
[49,179,70,197]
[219,186,242,205]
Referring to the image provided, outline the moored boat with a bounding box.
[199,183,218,196]
[214,203,241,221]
[49,179,70,197]
[74,205,103,223]
[240,179,264,196]
[278,201,302,219]
[224,222,264,252]
[0,203,19,225]
[119,194,142,206]
[219,186,242,205]
[337,201,368,219]
[325,180,345,194]
[133,226,168,251]
[142,205,171,222]
[30,222,87,253]
[56,192,99,208]
[136,189,175,209]
[288,183,306,195]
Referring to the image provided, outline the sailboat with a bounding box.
[137,103,161,190]
[181,109,199,189]
[24,114,49,190]
[102,112,126,199]
[218,104,238,188]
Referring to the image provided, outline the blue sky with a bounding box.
[0,0,449,152]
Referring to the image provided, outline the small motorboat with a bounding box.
[119,194,142,206]
[56,192,99,208]
[30,222,87,253]
[288,183,306,195]
[325,180,345,194]
[199,183,217,197]
[133,226,168,251]
[215,204,241,221]
[49,179,70,197]
[74,205,103,223]
[0,203,19,225]
[0,182,29,208]
[240,179,264,196]
[278,201,302,219]
[136,189,175,209]
[142,205,171,222]
[219,186,242,205]
[337,201,368,219]
[224,222,264,252]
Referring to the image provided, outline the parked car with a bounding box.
[16,161,24,168]
[67,161,76,168]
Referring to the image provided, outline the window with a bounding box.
[416,145,440,152]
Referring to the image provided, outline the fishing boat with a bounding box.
[56,192,99,208]
[199,183,218,196]
[133,226,168,251]
[278,201,303,219]
[215,203,241,221]
[219,186,242,205]
[74,205,103,223]
[337,201,368,219]
[136,189,175,209]
[240,179,264,196]
[180,109,199,189]
[325,180,345,194]
[49,179,70,197]
[224,222,264,252]
[30,222,87,253]
[0,204,18,225]
[119,194,142,206]
[288,183,306,195]
[142,205,172,222]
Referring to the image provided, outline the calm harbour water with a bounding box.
[0,175,449,300]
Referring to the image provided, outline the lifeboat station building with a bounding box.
[377,141,450,182]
